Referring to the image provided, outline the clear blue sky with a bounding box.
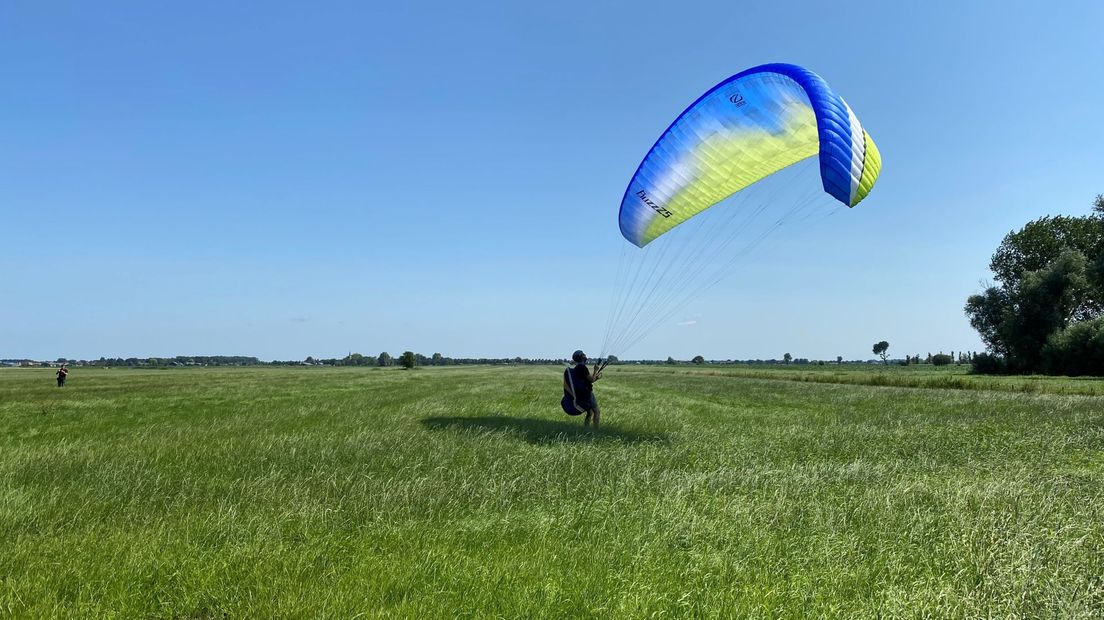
[3,0,1102,361]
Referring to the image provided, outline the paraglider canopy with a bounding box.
[618,63,881,248]
[599,63,883,359]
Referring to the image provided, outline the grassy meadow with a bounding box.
[1,364,1103,617]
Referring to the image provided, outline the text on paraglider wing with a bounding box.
[636,190,672,218]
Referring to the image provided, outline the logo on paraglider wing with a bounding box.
[636,190,672,218]
[729,92,746,107]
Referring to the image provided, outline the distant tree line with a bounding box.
[68,356,264,367]
[18,354,578,368]
[680,345,975,367]
[3,355,943,368]
[15,346,991,370]
[659,357,854,365]
[318,352,570,367]
[895,352,975,366]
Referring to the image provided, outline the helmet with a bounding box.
[572,350,586,363]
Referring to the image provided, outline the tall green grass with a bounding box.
[1,366,1102,617]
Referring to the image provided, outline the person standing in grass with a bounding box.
[562,350,602,428]
[56,365,68,388]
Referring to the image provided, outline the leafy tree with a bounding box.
[692,355,705,364]
[968,250,1089,372]
[836,355,843,364]
[665,356,677,365]
[783,352,792,364]
[400,351,416,369]
[607,355,619,364]
[377,352,392,367]
[965,195,1104,374]
[989,214,1104,306]
[931,353,953,366]
[873,341,889,365]
[431,353,443,365]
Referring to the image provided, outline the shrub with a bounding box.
[970,352,1007,374]
[1041,317,1104,376]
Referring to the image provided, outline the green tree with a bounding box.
[431,353,443,365]
[980,201,1104,330]
[783,353,792,364]
[965,195,1104,374]
[400,351,416,369]
[665,356,677,365]
[967,250,1089,371]
[692,355,705,364]
[873,341,889,365]
[377,352,392,367]
[990,214,1104,301]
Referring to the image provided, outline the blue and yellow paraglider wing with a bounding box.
[618,63,882,247]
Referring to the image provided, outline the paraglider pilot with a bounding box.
[562,350,602,428]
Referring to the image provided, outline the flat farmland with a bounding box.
[1,365,1102,617]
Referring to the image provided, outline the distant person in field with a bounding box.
[56,365,68,388]
[561,350,602,428]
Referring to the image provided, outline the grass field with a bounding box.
[2,365,1103,617]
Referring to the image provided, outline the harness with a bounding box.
[560,367,586,415]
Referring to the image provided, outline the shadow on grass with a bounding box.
[420,415,669,445]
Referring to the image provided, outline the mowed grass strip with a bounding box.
[1,366,1103,617]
